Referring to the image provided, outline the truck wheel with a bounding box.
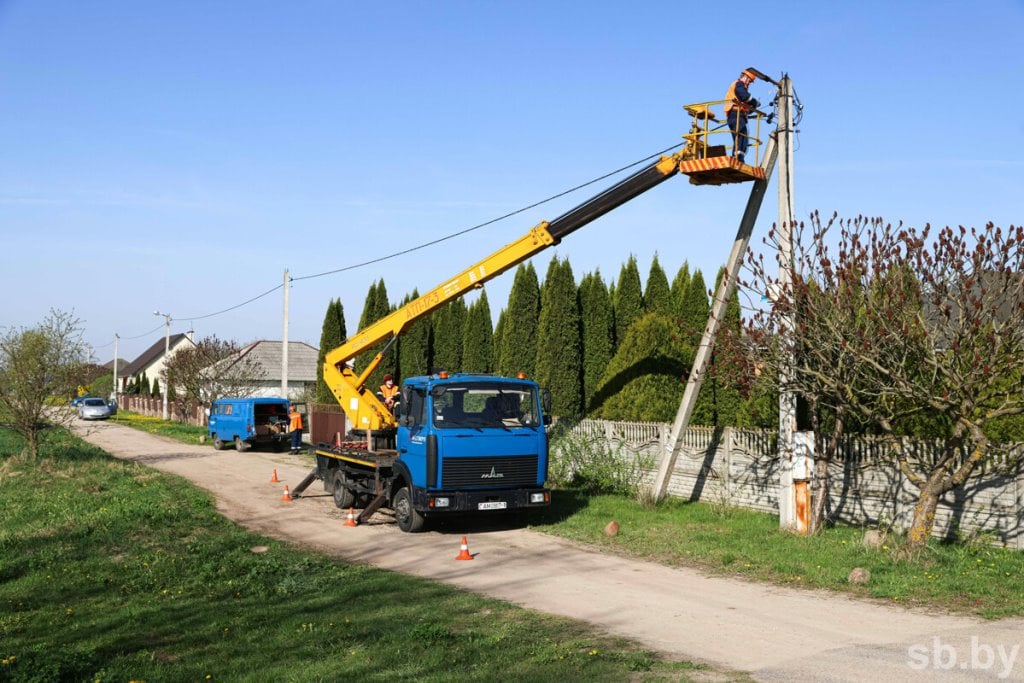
[212,435,225,450]
[332,471,356,509]
[234,436,250,452]
[393,487,424,533]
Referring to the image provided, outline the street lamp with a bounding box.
[153,311,171,421]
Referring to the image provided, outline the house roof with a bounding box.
[223,340,320,381]
[121,334,192,377]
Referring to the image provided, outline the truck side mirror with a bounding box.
[541,388,552,416]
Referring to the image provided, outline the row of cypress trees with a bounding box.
[315,254,771,426]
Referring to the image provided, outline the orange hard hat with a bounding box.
[741,69,757,81]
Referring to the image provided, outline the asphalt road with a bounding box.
[69,419,1024,682]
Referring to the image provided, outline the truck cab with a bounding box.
[393,373,551,528]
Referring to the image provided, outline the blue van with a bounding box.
[208,397,292,452]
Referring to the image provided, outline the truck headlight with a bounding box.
[433,497,450,508]
[530,492,547,504]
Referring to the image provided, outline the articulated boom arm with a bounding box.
[325,153,683,432]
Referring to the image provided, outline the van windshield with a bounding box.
[431,383,540,429]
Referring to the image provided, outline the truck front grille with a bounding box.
[441,455,538,488]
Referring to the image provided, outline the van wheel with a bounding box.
[234,436,250,452]
[212,435,225,450]
[393,487,424,533]
[332,472,356,509]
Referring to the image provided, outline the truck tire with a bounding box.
[234,436,250,452]
[393,486,425,533]
[332,471,356,509]
[212,435,225,450]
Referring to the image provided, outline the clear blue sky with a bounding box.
[2,1,1021,364]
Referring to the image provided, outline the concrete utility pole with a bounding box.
[282,269,290,399]
[774,74,810,533]
[112,333,119,400]
[153,311,172,421]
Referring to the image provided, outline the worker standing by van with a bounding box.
[724,68,760,164]
[288,404,303,454]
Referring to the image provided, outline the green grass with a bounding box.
[0,428,721,682]
[109,411,209,445]
[533,491,1024,619]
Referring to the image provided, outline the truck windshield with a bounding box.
[431,383,540,429]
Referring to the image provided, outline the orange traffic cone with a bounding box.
[455,535,473,561]
[280,485,292,502]
[270,468,280,484]
[343,507,358,527]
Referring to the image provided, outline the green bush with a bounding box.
[588,313,690,422]
[548,428,652,497]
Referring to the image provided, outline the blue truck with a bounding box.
[310,372,551,532]
[298,137,739,529]
[208,397,292,452]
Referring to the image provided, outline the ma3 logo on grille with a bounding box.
[480,467,504,479]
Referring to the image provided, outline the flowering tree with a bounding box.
[744,213,1024,548]
[0,309,89,457]
[162,336,264,416]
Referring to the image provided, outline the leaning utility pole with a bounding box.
[651,122,780,501]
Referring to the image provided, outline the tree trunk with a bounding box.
[809,404,840,534]
[907,477,944,549]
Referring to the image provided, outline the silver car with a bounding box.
[78,397,114,420]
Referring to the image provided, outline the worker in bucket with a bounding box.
[724,68,760,164]
[288,403,303,454]
[379,373,400,414]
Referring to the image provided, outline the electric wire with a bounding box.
[291,142,683,282]
[100,142,682,349]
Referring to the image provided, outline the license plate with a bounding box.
[478,501,507,511]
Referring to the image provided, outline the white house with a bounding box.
[118,332,196,394]
[216,340,319,400]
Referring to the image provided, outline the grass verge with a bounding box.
[532,491,1024,619]
[0,427,722,682]
[109,411,208,445]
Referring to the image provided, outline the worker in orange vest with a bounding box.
[288,404,303,454]
[379,373,400,414]
[724,69,761,164]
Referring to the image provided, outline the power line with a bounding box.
[292,142,682,282]
[177,283,284,321]
[102,143,683,344]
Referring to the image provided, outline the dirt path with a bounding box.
[70,419,1023,682]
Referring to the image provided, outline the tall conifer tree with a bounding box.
[432,298,467,372]
[644,254,672,316]
[613,255,643,348]
[398,289,431,381]
[670,262,691,320]
[461,291,494,373]
[579,270,614,413]
[535,257,583,419]
[680,269,709,349]
[316,297,347,403]
[498,262,540,377]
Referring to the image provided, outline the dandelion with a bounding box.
[588,649,599,656]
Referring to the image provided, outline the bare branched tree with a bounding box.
[161,336,265,417]
[744,213,1024,549]
[0,309,89,458]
